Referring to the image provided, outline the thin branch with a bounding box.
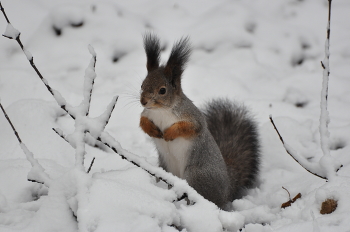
[1,3,115,149]
[28,179,45,185]
[87,157,95,173]
[0,102,21,143]
[0,2,10,24]
[269,115,327,180]
[104,96,118,127]
[0,101,51,187]
[0,3,118,157]
[282,186,291,201]
[84,45,96,116]
[1,2,75,119]
[97,95,119,130]
[52,128,70,144]
[327,0,332,40]
[269,115,284,144]
[98,133,173,188]
[319,0,332,158]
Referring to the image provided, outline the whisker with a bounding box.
[123,100,142,113]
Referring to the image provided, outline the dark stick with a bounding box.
[103,96,119,129]
[327,0,332,40]
[320,0,332,93]
[28,179,45,185]
[0,102,22,143]
[282,186,291,201]
[85,53,96,116]
[52,128,70,144]
[269,115,327,180]
[98,137,172,188]
[1,102,51,186]
[87,157,95,173]
[0,2,10,23]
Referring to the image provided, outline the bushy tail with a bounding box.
[203,98,260,201]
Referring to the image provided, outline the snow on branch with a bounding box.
[52,127,70,145]
[0,101,52,187]
[318,0,343,180]
[269,0,342,181]
[319,0,331,158]
[269,115,327,180]
[0,3,182,196]
[82,44,96,116]
[0,2,235,217]
[0,2,76,119]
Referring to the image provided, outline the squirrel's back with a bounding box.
[203,98,260,201]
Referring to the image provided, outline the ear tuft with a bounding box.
[165,37,192,88]
[143,33,161,72]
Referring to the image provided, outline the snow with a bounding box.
[23,49,32,61]
[1,0,350,231]
[3,23,19,39]
[19,143,52,187]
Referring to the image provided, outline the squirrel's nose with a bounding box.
[140,97,148,106]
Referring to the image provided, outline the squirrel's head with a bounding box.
[140,33,191,109]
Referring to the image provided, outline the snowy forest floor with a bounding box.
[0,0,350,231]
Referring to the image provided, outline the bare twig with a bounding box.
[87,157,95,173]
[98,135,172,188]
[0,102,21,143]
[52,128,70,144]
[281,186,302,209]
[282,186,291,201]
[269,115,327,180]
[96,95,119,131]
[83,45,97,116]
[0,2,10,23]
[317,0,343,181]
[326,0,332,40]
[0,101,51,186]
[103,96,118,127]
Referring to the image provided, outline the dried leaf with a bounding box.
[320,199,337,214]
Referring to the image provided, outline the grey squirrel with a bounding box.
[139,33,260,209]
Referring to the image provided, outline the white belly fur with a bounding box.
[142,108,192,178]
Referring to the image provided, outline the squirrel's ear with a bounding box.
[143,33,161,73]
[164,37,192,89]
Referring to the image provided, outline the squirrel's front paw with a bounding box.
[140,116,163,139]
[163,121,198,141]
[163,129,176,141]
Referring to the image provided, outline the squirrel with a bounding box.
[139,33,260,210]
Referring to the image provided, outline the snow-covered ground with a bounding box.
[0,0,350,231]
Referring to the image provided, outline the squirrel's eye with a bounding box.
[159,87,166,95]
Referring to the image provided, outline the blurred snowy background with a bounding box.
[0,0,350,231]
